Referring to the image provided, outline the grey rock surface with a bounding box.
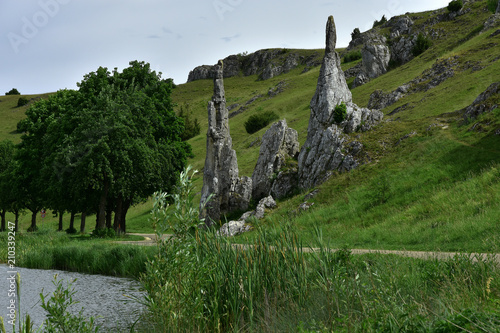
[200,60,252,225]
[218,196,276,237]
[362,37,390,79]
[298,16,382,190]
[252,120,299,201]
[462,82,499,121]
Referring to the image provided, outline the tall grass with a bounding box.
[140,167,500,332]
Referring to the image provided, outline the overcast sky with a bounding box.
[1,0,451,95]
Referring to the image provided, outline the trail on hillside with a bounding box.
[117,233,500,264]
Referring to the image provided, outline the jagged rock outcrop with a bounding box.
[362,36,390,79]
[252,119,299,201]
[298,15,382,190]
[187,49,322,82]
[218,196,276,237]
[200,60,252,226]
[368,85,410,110]
[368,56,460,111]
[462,82,499,121]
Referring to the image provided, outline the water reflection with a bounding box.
[0,264,145,332]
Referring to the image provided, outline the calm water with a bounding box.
[0,264,146,332]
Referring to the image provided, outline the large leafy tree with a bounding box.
[0,140,16,231]
[15,61,189,232]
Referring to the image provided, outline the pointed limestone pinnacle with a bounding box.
[325,15,337,54]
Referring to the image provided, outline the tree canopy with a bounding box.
[2,61,190,232]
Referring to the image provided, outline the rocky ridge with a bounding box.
[188,49,322,82]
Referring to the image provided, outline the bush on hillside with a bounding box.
[177,104,201,141]
[351,28,361,40]
[244,111,279,134]
[6,88,20,95]
[412,33,432,57]
[343,51,362,63]
[333,102,347,124]
[487,0,498,13]
[373,15,388,28]
[447,0,463,13]
[17,97,29,107]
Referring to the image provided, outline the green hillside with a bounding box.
[2,0,499,252]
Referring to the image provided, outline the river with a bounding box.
[0,264,146,332]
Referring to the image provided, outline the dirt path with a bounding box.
[117,233,500,263]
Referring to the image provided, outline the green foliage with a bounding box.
[343,50,362,63]
[244,110,279,134]
[333,102,347,124]
[412,33,432,57]
[487,0,498,13]
[5,88,20,96]
[177,103,201,141]
[16,97,29,108]
[372,15,387,28]
[448,0,463,12]
[351,27,361,40]
[90,227,116,238]
[40,276,101,332]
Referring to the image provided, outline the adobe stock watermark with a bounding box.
[364,0,402,31]
[7,0,72,54]
[213,0,243,21]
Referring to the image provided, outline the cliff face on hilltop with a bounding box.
[187,49,322,82]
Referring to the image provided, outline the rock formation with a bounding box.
[462,82,499,121]
[298,15,383,190]
[199,60,252,226]
[251,119,299,201]
[362,36,391,79]
[218,196,277,237]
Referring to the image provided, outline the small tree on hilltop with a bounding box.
[447,0,463,12]
[6,88,20,95]
[351,28,361,40]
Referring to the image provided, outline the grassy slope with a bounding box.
[1,1,499,251]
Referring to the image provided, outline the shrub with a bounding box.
[373,15,387,28]
[343,50,362,63]
[178,104,201,141]
[487,0,498,13]
[333,102,347,124]
[351,28,361,40]
[5,88,20,95]
[17,97,29,107]
[91,227,116,238]
[411,33,432,57]
[244,110,279,134]
[447,0,463,12]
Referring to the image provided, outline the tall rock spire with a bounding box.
[297,15,382,189]
[200,61,252,226]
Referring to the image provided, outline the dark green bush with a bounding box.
[91,227,116,238]
[447,0,463,12]
[178,104,201,141]
[17,97,29,107]
[244,111,279,134]
[351,28,361,40]
[373,15,387,28]
[411,33,432,57]
[333,102,347,124]
[487,0,498,13]
[5,88,20,95]
[343,50,362,63]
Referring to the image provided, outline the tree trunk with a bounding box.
[0,210,6,232]
[106,203,113,229]
[69,211,76,231]
[113,195,123,233]
[58,211,64,231]
[29,210,37,232]
[97,181,109,229]
[80,212,86,234]
[121,198,132,234]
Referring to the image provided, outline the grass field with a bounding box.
[1,0,499,253]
